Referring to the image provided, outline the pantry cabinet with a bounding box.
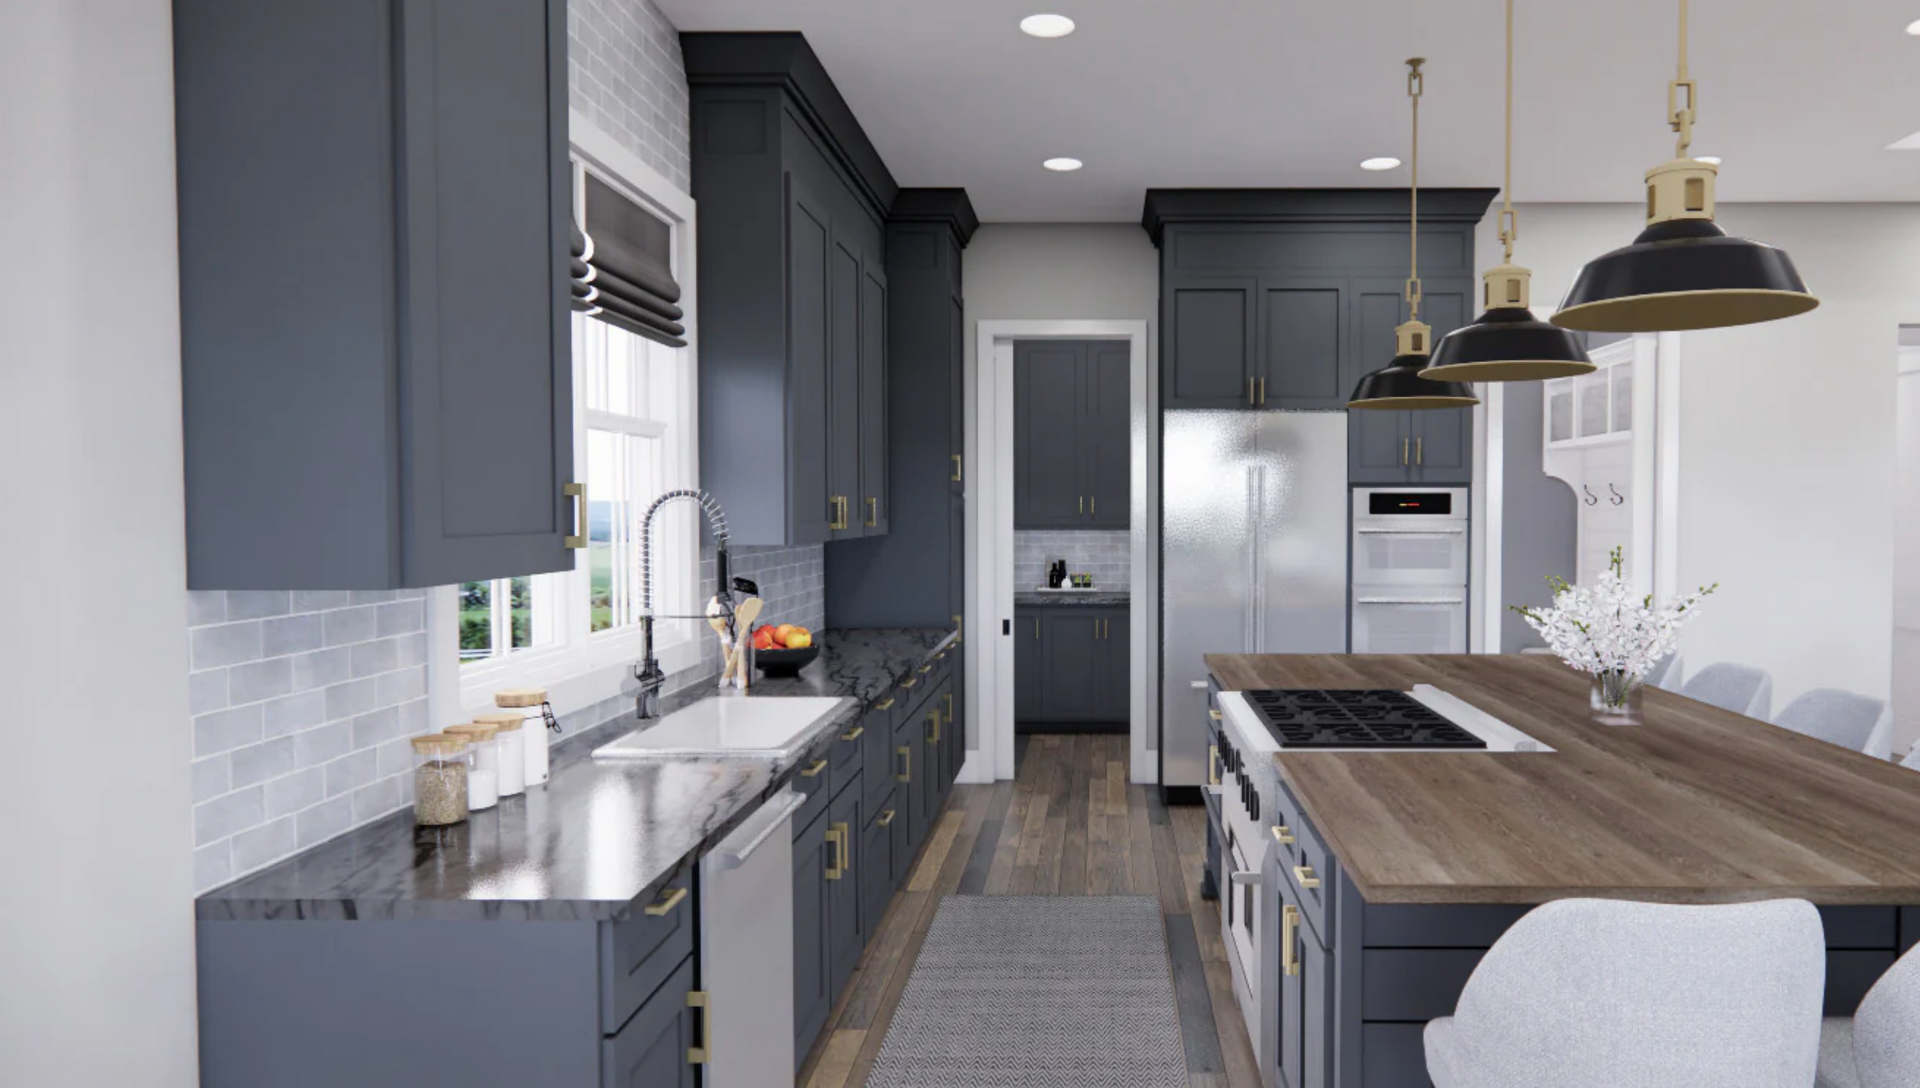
[174,0,575,588]
[688,34,898,545]
[1015,341,1130,529]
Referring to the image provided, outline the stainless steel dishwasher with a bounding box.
[699,786,808,1086]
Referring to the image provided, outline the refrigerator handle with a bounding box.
[1245,464,1260,653]
[1252,464,1266,650]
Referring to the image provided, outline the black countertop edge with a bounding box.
[195,627,958,924]
[1014,591,1131,608]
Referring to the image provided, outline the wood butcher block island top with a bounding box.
[1207,653,1920,906]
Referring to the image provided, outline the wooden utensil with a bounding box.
[732,598,765,691]
[707,598,732,688]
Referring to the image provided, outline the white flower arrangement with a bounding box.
[1511,548,1717,696]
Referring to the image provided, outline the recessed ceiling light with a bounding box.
[1360,157,1401,171]
[1906,17,1920,34]
[1020,14,1075,38]
[1889,130,1920,150]
[1043,157,1084,172]
[1695,155,1722,165]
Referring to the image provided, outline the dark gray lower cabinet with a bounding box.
[603,955,699,1088]
[793,810,833,1059]
[826,775,867,997]
[1015,605,1129,728]
[861,791,899,937]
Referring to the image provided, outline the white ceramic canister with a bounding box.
[442,722,501,811]
[476,712,526,797]
[490,687,554,787]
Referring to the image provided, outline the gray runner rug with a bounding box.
[866,895,1189,1088]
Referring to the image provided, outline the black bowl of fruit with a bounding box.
[750,624,819,677]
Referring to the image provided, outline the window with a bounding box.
[440,128,699,714]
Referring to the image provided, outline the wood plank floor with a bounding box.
[797,734,1260,1088]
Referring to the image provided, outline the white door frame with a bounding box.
[963,319,1155,784]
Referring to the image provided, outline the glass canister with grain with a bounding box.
[411,734,470,827]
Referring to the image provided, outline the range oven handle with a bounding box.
[1354,526,1466,535]
[1228,869,1263,886]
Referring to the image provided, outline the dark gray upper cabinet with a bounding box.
[686,34,897,546]
[1346,277,1475,485]
[1014,341,1130,529]
[825,191,977,631]
[1165,278,1258,409]
[175,0,573,588]
[1260,278,1346,409]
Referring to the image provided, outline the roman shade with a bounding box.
[572,172,687,348]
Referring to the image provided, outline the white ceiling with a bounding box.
[655,0,1920,222]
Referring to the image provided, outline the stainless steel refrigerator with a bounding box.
[1161,410,1350,793]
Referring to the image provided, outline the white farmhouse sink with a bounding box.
[592,696,852,762]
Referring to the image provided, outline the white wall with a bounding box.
[1481,203,1920,713]
[961,223,1159,756]
[1893,345,1920,756]
[0,2,200,1085]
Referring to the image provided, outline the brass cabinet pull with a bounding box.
[919,664,933,674]
[1273,825,1296,846]
[927,709,941,744]
[943,693,954,722]
[643,885,689,917]
[1034,617,1041,639]
[1208,709,1222,721]
[902,677,918,690]
[840,725,865,742]
[865,497,879,526]
[1281,905,1301,977]
[1248,376,1257,407]
[1208,744,1220,786]
[1402,437,1410,465]
[874,698,896,711]
[829,495,849,531]
[896,745,911,783]
[951,454,963,482]
[1416,437,1424,465]
[801,759,828,779]
[563,482,587,549]
[1079,495,1084,514]
[1257,377,1267,406]
[1090,495,1096,516]
[687,990,711,1064]
[877,809,896,827]
[1293,864,1322,890]
[836,820,850,872]
[825,825,846,880]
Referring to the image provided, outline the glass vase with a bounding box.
[1589,670,1645,726]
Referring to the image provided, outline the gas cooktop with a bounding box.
[1242,689,1488,750]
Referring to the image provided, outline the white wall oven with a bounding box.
[1351,488,1469,654]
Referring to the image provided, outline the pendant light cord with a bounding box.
[1406,58,1424,322]
[1499,0,1516,264]
[1669,0,1696,158]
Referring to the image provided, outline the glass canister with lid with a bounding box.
[442,722,500,811]
[411,734,470,827]
[477,712,526,798]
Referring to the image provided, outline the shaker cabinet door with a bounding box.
[1015,341,1087,528]
[787,177,836,544]
[1086,342,1131,528]
[1165,277,1257,409]
[1015,609,1045,726]
[828,233,865,540]
[858,260,890,535]
[792,812,833,1060]
[1039,610,1103,723]
[1258,278,1346,410]
[1099,608,1131,724]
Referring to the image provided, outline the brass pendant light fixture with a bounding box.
[1551,0,1817,332]
[1421,0,1594,383]
[1349,59,1481,411]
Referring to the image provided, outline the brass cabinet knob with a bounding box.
[1293,864,1322,890]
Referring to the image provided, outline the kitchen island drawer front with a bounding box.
[1359,1022,1431,1088]
[600,871,695,1035]
[1360,949,1484,1021]
[1819,906,1899,949]
[601,953,698,1088]
[1279,779,1338,944]
[1361,904,1529,948]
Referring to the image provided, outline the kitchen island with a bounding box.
[1202,653,1920,1088]
[196,627,963,1088]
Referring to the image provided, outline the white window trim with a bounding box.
[426,112,701,729]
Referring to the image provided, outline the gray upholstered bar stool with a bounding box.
[1817,942,1920,1088]
[1424,898,1825,1088]
[1647,653,1684,692]
[1681,662,1774,719]
[1773,689,1894,759]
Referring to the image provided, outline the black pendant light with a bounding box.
[1349,59,1480,411]
[1422,0,1593,383]
[1551,0,1817,333]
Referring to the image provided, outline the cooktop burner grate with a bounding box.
[1243,689,1487,750]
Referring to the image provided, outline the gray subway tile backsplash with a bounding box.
[1015,530,1132,591]
[225,590,292,622]
[192,621,262,670]
[261,612,324,658]
[262,689,327,739]
[230,816,297,872]
[227,657,293,706]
